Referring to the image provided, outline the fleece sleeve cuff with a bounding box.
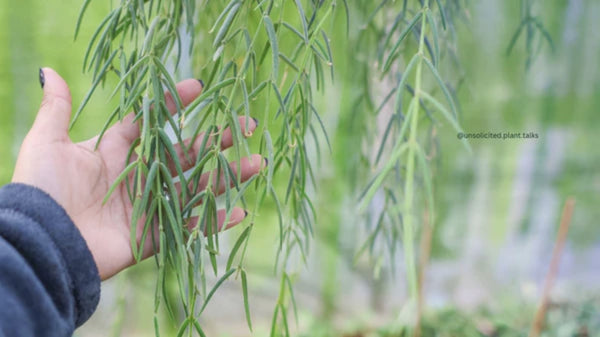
[0,183,100,326]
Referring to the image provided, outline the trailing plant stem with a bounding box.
[403,6,428,306]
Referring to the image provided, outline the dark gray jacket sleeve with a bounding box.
[0,183,100,337]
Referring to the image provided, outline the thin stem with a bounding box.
[403,5,428,306]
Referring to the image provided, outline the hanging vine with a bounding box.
[75,0,338,335]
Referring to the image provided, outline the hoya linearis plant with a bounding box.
[71,0,483,335]
[74,0,339,335]
[348,0,471,326]
[350,0,552,275]
[349,0,552,331]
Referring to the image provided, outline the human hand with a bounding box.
[12,68,264,280]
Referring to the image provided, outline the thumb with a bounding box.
[31,67,73,142]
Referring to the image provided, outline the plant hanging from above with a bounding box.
[75,0,337,335]
[353,0,469,297]
[72,0,518,335]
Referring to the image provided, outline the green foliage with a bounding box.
[68,0,571,336]
[75,0,338,335]
[348,3,471,325]
[506,0,555,70]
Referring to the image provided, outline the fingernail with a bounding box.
[39,68,45,89]
[244,210,249,218]
[197,79,204,88]
[252,117,259,127]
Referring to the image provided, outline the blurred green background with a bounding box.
[0,0,599,336]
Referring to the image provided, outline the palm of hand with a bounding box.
[13,68,261,280]
[15,134,133,279]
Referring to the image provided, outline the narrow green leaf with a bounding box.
[383,12,421,73]
[426,10,440,66]
[182,191,207,215]
[380,12,406,63]
[281,22,305,42]
[506,20,526,56]
[354,211,385,263]
[74,0,93,40]
[269,304,279,337]
[209,0,239,34]
[155,58,183,111]
[280,304,290,337]
[241,269,253,331]
[71,49,119,129]
[198,268,236,315]
[142,16,162,54]
[94,106,121,149]
[136,198,158,260]
[241,81,250,122]
[264,16,279,79]
[213,2,241,47]
[374,112,398,165]
[226,226,252,270]
[271,81,286,117]
[248,81,268,100]
[227,175,258,212]
[82,10,114,71]
[420,91,471,153]
[435,0,447,30]
[185,78,236,112]
[359,142,409,210]
[533,18,555,52]
[341,0,350,35]
[103,160,138,204]
[365,0,389,25]
[293,0,309,44]
[309,104,331,153]
[157,129,188,196]
[160,197,185,254]
[131,160,159,261]
[279,53,300,73]
[284,274,299,325]
[422,57,459,119]
[393,53,419,115]
[264,130,274,191]
[269,185,284,257]
[285,148,299,203]
[321,30,334,80]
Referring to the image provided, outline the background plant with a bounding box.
[506,0,554,70]
[344,1,471,330]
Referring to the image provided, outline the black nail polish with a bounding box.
[197,79,204,88]
[244,210,249,218]
[252,117,259,127]
[39,68,45,89]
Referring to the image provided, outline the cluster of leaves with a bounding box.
[349,0,470,311]
[75,0,340,336]
[350,0,556,312]
[71,0,567,335]
[506,0,555,69]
